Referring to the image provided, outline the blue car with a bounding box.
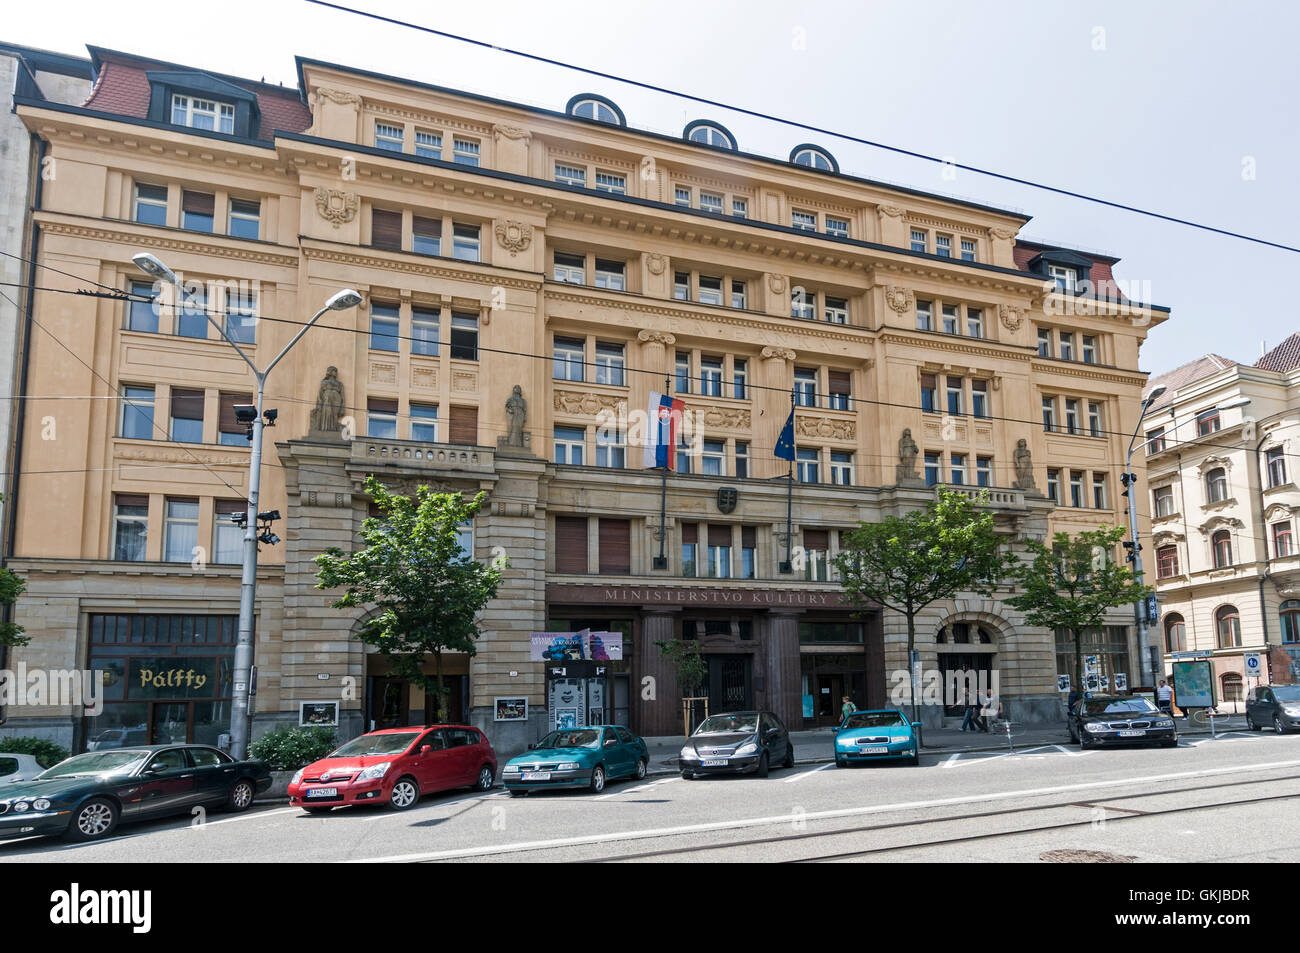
[834,710,921,766]
[502,726,649,796]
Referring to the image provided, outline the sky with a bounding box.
[5,0,1298,376]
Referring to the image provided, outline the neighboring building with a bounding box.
[1144,340,1300,703]
[2,45,1168,754]
[0,42,92,557]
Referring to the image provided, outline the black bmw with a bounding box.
[0,745,272,843]
[678,710,794,778]
[1068,695,1179,748]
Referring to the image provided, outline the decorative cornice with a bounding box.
[903,212,982,237]
[115,446,248,466]
[36,216,299,269]
[368,102,487,137]
[301,241,542,290]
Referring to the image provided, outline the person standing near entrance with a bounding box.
[960,685,979,732]
[1157,680,1173,715]
[840,695,856,723]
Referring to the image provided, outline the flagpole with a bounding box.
[781,387,794,574]
[653,374,670,570]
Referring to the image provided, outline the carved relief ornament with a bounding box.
[885,285,914,314]
[313,87,361,106]
[494,220,533,256]
[637,329,676,347]
[999,304,1025,332]
[314,187,358,227]
[761,345,796,363]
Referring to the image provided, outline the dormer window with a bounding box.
[1048,265,1077,292]
[172,94,234,134]
[790,145,838,172]
[566,94,625,126]
[684,121,736,150]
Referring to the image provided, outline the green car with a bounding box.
[502,726,649,796]
[0,745,272,843]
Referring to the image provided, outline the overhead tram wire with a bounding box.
[304,0,1300,256]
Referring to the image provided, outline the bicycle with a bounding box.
[983,717,1024,752]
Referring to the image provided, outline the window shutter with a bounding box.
[219,393,251,435]
[598,519,631,574]
[681,523,698,545]
[922,373,936,390]
[181,190,215,216]
[449,405,478,445]
[367,397,398,415]
[555,517,588,573]
[829,370,851,394]
[371,208,402,250]
[170,389,204,419]
[803,529,829,550]
[413,215,441,240]
[708,524,732,547]
[741,526,756,548]
[116,494,149,509]
[215,500,244,517]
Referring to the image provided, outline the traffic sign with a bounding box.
[1244,652,1264,678]
[1145,595,1160,626]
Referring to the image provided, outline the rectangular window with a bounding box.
[113,495,149,561]
[794,368,817,408]
[1059,333,1075,361]
[967,307,984,338]
[697,275,723,306]
[598,519,631,574]
[375,122,404,151]
[128,280,159,333]
[1274,521,1294,558]
[681,523,698,577]
[1268,447,1287,487]
[701,439,725,476]
[732,197,748,218]
[411,307,440,356]
[676,433,693,474]
[971,379,989,419]
[733,359,748,399]
[1064,399,1080,435]
[675,351,691,394]
[960,238,977,262]
[555,516,588,573]
[910,229,927,253]
[367,398,398,439]
[228,198,260,240]
[924,452,940,487]
[1146,427,1166,453]
[700,356,724,397]
[1082,335,1098,364]
[735,441,749,478]
[1049,265,1077,292]
[731,280,748,310]
[225,287,257,344]
[921,373,937,413]
[555,163,586,187]
[977,456,993,487]
[450,313,479,360]
[1088,401,1103,437]
[804,529,829,582]
[673,271,690,301]
[554,426,585,465]
[1153,485,1174,518]
[1157,545,1179,578]
[1042,396,1057,432]
[1037,328,1051,357]
[414,129,441,158]
[134,182,168,226]
[942,304,959,334]
[674,187,691,207]
[946,377,964,416]
[706,527,733,578]
[171,94,234,134]
[1196,408,1221,436]
[121,386,155,440]
[824,296,848,325]
[595,428,626,469]
[935,234,952,258]
[830,451,853,486]
[448,405,478,445]
[452,138,480,166]
[1047,469,1060,503]
[218,392,251,446]
[825,216,849,238]
[409,404,439,442]
[1092,473,1108,509]
[173,281,208,339]
[181,190,214,232]
[553,336,585,381]
[412,215,441,256]
[169,389,204,443]
[594,171,626,194]
[594,259,626,291]
[213,500,244,563]
[796,447,820,483]
[1070,471,1084,508]
[164,498,199,562]
[594,341,626,386]
[369,302,400,352]
[554,251,585,284]
[452,223,481,261]
[370,208,402,251]
[792,210,817,231]
[791,284,815,320]
[699,191,723,214]
[828,370,852,411]
[916,299,933,331]
[741,525,756,578]
[950,453,967,485]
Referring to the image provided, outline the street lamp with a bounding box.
[132,252,360,759]
[1123,384,1167,691]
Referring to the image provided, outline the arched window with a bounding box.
[1281,600,1300,643]
[1212,530,1233,568]
[684,120,736,150]
[1164,613,1186,652]
[1221,672,1244,704]
[1156,544,1179,578]
[1215,605,1241,648]
[566,94,625,126]
[1205,467,1229,503]
[790,144,838,172]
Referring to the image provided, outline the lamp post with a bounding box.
[1124,384,1167,691]
[133,252,360,759]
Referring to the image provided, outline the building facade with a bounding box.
[1144,341,1300,704]
[1,45,1168,754]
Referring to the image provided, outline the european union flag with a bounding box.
[774,406,796,461]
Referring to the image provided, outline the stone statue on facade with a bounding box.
[309,366,345,439]
[498,384,532,453]
[1013,438,1038,491]
[896,427,923,486]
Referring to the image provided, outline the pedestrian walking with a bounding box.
[960,686,979,732]
[980,693,1003,733]
[840,695,857,723]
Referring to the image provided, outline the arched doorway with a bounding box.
[934,617,1001,720]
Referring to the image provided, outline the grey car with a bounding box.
[1245,684,1300,733]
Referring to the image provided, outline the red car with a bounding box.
[288,725,497,812]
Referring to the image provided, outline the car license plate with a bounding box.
[1119,729,1146,737]
[702,759,728,767]
[859,747,888,755]
[521,772,551,781]
[306,787,337,798]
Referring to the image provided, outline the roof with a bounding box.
[1145,353,1240,412]
[0,41,92,79]
[1012,239,1124,294]
[1255,333,1300,373]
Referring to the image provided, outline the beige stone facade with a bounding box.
[1,47,1167,753]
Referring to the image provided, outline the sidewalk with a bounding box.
[642,713,1252,773]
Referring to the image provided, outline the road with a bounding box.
[4,731,1300,863]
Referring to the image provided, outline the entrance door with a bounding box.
[369,677,409,731]
[706,656,752,714]
[936,654,994,717]
[816,674,844,723]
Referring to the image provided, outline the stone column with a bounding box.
[638,607,680,736]
[758,346,796,480]
[765,609,803,730]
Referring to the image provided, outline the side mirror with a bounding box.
[831,726,839,733]
[419,745,433,755]
[910,721,920,729]
[765,728,780,741]
[145,763,166,775]
[527,743,536,750]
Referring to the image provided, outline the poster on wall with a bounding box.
[554,709,579,730]
[494,697,528,722]
[1057,675,1071,693]
[530,630,623,662]
[1114,673,1129,692]
[299,701,339,727]
[1171,660,1215,708]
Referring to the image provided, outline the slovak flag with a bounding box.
[644,391,685,469]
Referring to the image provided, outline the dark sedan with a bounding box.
[0,745,272,843]
[679,711,793,779]
[1068,695,1178,748]
[1246,685,1300,733]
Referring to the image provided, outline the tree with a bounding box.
[0,494,27,648]
[655,638,707,735]
[1004,525,1151,697]
[315,475,504,721]
[834,488,1014,721]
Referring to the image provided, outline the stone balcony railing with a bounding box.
[350,438,495,476]
[935,484,1026,508]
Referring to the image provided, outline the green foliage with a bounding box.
[0,566,27,648]
[1005,525,1152,685]
[314,475,504,720]
[249,725,339,771]
[0,736,70,768]
[655,638,706,695]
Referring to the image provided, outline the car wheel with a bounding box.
[909,747,921,766]
[680,770,695,780]
[64,798,119,842]
[507,789,527,798]
[1249,715,1261,731]
[756,753,770,778]
[226,778,256,812]
[1162,738,1179,748]
[474,765,495,792]
[835,757,846,768]
[1275,715,1286,735]
[633,758,648,781]
[589,764,606,793]
[388,776,420,810]
[782,745,794,769]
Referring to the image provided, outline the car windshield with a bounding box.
[695,714,760,735]
[843,712,907,730]
[329,732,420,757]
[1272,687,1300,702]
[1083,698,1158,716]
[37,750,150,778]
[535,730,600,749]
